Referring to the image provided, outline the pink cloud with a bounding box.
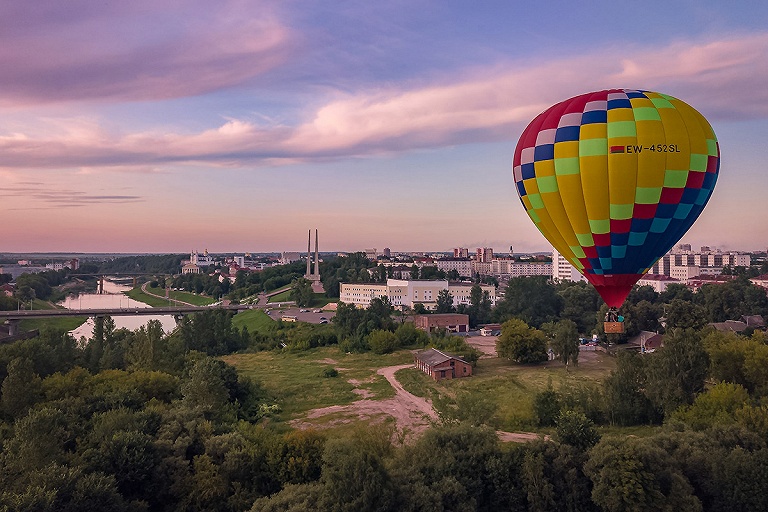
[1,33,767,171]
[0,1,293,105]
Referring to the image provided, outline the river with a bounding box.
[60,280,178,340]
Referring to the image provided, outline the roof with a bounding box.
[710,320,748,332]
[741,315,766,327]
[415,348,468,366]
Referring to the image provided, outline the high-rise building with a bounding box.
[475,247,493,263]
[453,247,469,258]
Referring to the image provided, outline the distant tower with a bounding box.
[305,229,321,283]
[313,229,319,278]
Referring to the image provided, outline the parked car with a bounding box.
[313,309,322,313]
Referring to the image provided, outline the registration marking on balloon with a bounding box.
[513,89,719,308]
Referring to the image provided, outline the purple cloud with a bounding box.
[0,1,293,105]
[0,33,767,171]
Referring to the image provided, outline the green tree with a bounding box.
[554,410,600,450]
[367,329,398,354]
[603,351,658,426]
[290,278,314,307]
[672,382,749,430]
[558,281,601,334]
[435,289,454,314]
[1,357,43,418]
[496,318,548,364]
[410,264,420,280]
[494,276,562,328]
[646,328,710,417]
[544,319,580,370]
[664,298,707,330]
[585,437,702,512]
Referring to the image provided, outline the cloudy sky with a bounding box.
[2,1,767,254]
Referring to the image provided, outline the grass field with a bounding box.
[18,299,87,332]
[396,352,617,430]
[124,286,214,307]
[222,345,618,433]
[221,347,413,424]
[231,309,275,334]
[125,288,173,307]
[267,289,293,303]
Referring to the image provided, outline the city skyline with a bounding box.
[2,2,768,253]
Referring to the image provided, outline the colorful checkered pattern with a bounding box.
[513,89,719,305]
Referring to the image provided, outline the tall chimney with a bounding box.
[306,229,311,277]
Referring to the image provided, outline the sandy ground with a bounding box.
[291,362,547,443]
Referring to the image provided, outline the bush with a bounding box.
[322,368,339,378]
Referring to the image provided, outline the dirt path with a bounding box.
[291,363,546,443]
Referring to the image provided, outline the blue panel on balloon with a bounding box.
[607,98,632,109]
[555,126,580,142]
[534,144,554,161]
[581,110,607,124]
[521,163,536,180]
[656,203,677,218]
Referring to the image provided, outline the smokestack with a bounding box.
[306,229,311,277]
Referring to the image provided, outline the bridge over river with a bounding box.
[0,304,256,337]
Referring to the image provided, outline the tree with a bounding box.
[554,410,600,450]
[585,437,702,512]
[290,278,314,307]
[557,280,601,333]
[664,298,707,330]
[410,264,420,280]
[494,276,562,328]
[435,289,454,314]
[646,328,710,417]
[467,285,492,327]
[603,351,658,426]
[367,330,398,355]
[544,319,580,369]
[1,357,42,418]
[496,318,548,364]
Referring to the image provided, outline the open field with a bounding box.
[145,285,216,306]
[223,345,617,435]
[221,347,414,424]
[267,289,292,303]
[125,287,175,307]
[396,350,616,430]
[231,309,275,333]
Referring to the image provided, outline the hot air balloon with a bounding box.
[513,89,719,329]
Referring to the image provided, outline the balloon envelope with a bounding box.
[513,89,719,307]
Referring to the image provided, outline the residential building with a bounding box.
[453,247,469,259]
[414,348,472,381]
[476,247,493,263]
[637,274,681,293]
[339,279,496,310]
[551,248,586,282]
[435,258,472,278]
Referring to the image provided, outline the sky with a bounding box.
[2,0,768,254]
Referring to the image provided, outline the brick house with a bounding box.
[414,348,472,381]
[413,313,470,333]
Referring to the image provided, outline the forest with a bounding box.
[3,256,768,510]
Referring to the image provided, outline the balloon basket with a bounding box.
[604,321,624,334]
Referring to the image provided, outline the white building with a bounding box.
[339,279,496,310]
[435,258,473,278]
[637,274,682,293]
[651,247,750,275]
[551,249,586,282]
